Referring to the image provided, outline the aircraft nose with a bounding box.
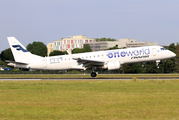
[170,52,176,57]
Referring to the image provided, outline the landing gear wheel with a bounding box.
[91,72,97,77]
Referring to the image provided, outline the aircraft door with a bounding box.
[152,48,156,56]
[43,59,47,68]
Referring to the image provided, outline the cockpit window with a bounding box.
[161,48,167,51]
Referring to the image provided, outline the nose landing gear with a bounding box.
[156,60,160,69]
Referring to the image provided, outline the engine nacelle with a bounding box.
[105,61,121,70]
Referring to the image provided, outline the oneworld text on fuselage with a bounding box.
[107,48,150,59]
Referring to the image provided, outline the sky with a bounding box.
[0,0,179,52]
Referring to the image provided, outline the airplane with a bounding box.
[6,37,176,77]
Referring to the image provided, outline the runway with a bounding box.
[1,77,179,81]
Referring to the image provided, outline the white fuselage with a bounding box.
[16,46,175,70]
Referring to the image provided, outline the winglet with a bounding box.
[66,50,71,55]
[67,50,78,60]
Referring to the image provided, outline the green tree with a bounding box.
[96,38,116,41]
[0,48,14,61]
[165,43,176,73]
[72,44,92,54]
[144,61,159,73]
[121,64,131,74]
[26,41,47,57]
[72,48,84,54]
[167,43,176,53]
[83,44,92,52]
[157,60,166,73]
[49,50,67,56]
[0,59,7,68]
[130,63,145,73]
[164,59,176,73]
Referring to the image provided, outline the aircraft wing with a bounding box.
[67,51,105,69]
[72,56,105,69]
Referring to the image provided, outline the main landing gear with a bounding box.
[91,66,97,77]
[91,72,97,77]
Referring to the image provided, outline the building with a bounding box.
[87,39,158,51]
[47,36,158,56]
[47,35,96,56]
[47,43,53,56]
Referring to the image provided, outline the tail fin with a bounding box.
[7,37,43,64]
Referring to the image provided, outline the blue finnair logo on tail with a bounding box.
[12,45,29,52]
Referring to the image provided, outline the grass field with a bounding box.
[0,80,179,120]
[1,73,179,79]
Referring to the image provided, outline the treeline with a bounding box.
[96,38,116,42]
[0,38,178,73]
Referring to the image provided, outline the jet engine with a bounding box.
[103,61,121,70]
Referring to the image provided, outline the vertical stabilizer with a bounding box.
[7,37,43,63]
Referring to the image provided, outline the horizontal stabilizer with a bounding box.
[5,60,29,65]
